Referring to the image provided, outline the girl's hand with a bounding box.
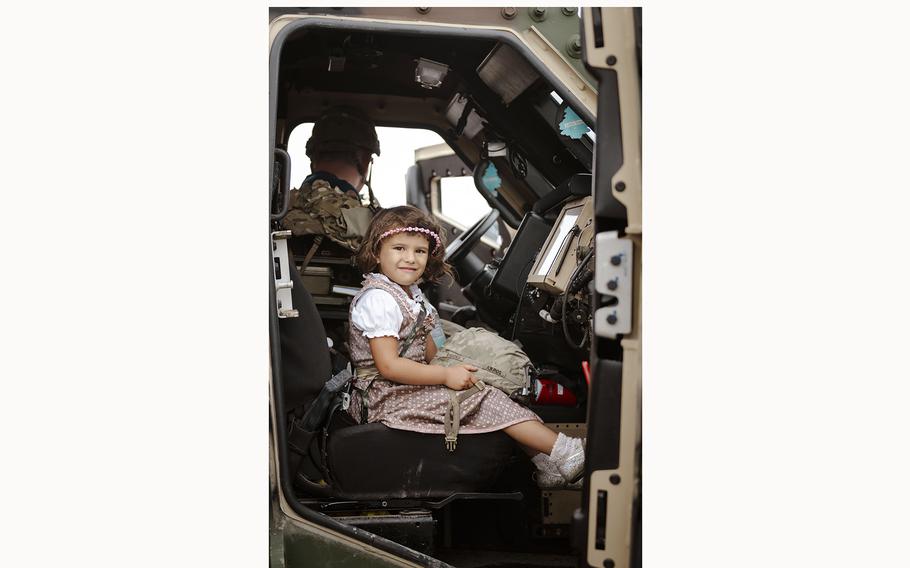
[443,364,478,390]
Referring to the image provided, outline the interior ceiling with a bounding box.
[276,26,590,188]
[279,29,495,105]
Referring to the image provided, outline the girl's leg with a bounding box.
[504,421,558,455]
[506,420,586,484]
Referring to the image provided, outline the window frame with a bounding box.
[429,175,503,251]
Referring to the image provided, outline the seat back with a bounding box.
[279,256,333,415]
[278,251,517,501]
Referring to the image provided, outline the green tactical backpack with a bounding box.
[430,327,534,405]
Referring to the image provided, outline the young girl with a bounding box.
[346,205,585,486]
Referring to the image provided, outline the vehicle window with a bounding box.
[435,175,502,249]
[288,123,445,207]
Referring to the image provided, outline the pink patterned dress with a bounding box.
[346,273,541,434]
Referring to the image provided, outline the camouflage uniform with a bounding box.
[280,172,372,252]
[281,106,381,252]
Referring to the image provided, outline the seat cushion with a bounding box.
[327,423,515,500]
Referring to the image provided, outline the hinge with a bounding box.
[593,232,632,338]
[271,230,298,318]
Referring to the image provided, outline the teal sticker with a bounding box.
[559,107,590,140]
[481,163,501,196]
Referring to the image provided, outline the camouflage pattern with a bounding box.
[430,327,534,404]
[280,177,372,252]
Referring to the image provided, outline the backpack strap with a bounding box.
[300,364,353,432]
[298,235,324,273]
[397,306,426,356]
[443,380,486,451]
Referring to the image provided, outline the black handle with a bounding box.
[271,147,292,221]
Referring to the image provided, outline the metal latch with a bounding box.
[593,232,632,338]
[271,229,298,318]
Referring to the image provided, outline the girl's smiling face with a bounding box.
[377,232,430,288]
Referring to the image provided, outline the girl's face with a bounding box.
[377,232,430,288]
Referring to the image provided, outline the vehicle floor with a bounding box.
[433,548,576,568]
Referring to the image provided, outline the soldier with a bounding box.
[281,106,381,259]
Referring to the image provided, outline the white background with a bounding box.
[3,3,910,567]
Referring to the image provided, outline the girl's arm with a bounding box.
[370,336,475,390]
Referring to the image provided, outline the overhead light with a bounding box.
[415,58,449,89]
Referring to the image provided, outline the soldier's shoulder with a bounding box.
[309,177,338,192]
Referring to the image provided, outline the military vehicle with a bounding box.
[268,7,641,567]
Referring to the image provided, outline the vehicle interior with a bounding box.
[269,10,631,567]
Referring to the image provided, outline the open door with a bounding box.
[578,7,642,568]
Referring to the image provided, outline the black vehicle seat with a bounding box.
[279,251,515,501]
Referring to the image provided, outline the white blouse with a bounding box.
[350,274,431,339]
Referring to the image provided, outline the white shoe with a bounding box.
[531,453,565,488]
[548,432,586,483]
[531,453,582,489]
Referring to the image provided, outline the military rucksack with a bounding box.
[281,177,373,252]
[430,326,534,403]
[429,327,535,451]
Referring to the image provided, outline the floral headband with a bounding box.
[378,226,442,253]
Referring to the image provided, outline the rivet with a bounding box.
[610,474,621,485]
[566,34,582,59]
[530,7,547,22]
[607,314,617,325]
[615,181,626,192]
[501,7,517,20]
[562,7,578,16]
[416,7,431,15]
[606,55,617,66]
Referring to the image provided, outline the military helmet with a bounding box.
[305,106,381,158]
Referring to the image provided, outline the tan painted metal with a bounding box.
[582,7,641,235]
[527,196,595,294]
[582,7,642,568]
[521,26,597,115]
[414,142,455,163]
[585,235,641,568]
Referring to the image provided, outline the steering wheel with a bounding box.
[444,208,500,263]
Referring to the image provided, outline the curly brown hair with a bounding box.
[355,205,453,285]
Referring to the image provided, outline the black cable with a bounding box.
[509,258,535,340]
[560,247,595,349]
[566,248,595,294]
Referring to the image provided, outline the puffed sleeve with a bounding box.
[350,289,404,338]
